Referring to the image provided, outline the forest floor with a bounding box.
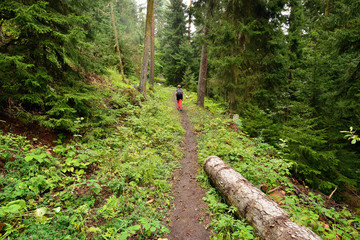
[0,112,67,147]
[1,87,358,239]
[165,99,212,240]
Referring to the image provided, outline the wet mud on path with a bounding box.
[165,99,211,240]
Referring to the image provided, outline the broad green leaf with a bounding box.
[25,156,34,162]
[87,227,101,233]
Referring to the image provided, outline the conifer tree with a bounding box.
[139,0,154,94]
[0,0,102,129]
[202,0,287,110]
[160,0,188,85]
[149,11,155,85]
[0,0,139,130]
[110,1,125,80]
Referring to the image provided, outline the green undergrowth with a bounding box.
[184,93,360,240]
[0,83,185,239]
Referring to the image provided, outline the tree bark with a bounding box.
[187,0,192,46]
[149,10,155,85]
[325,0,329,17]
[139,0,154,94]
[204,156,322,240]
[197,25,208,108]
[109,2,125,81]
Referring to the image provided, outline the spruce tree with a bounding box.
[160,0,188,85]
[139,0,154,94]
[0,0,139,130]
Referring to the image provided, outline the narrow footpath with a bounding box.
[165,100,211,240]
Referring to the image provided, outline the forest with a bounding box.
[0,0,359,239]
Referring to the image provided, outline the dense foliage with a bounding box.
[159,0,194,86]
[185,94,360,239]
[0,83,185,239]
[0,0,359,239]
[189,0,360,196]
[0,0,139,131]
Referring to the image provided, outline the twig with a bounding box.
[268,186,281,194]
[328,187,337,200]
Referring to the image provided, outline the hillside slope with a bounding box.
[0,82,359,239]
[0,82,185,239]
[184,93,360,240]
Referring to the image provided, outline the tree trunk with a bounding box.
[139,0,154,94]
[187,0,192,46]
[149,10,155,85]
[197,25,208,108]
[109,2,125,81]
[325,0,329,17]
[204,156,322,240]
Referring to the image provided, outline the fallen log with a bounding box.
[204,156,322,240]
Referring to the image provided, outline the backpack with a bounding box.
[176,88,183,99]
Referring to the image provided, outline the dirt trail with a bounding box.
[165,102,211,240]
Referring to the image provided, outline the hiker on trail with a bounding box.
[175,85,183,111]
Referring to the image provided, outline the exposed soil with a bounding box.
[0,112,70,147]
[165,101,212,240]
